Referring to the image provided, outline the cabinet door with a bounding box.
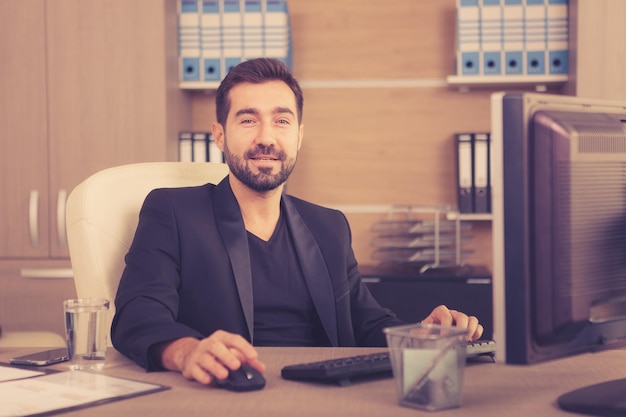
[45,0,172,257]
[0,0,51,258]
[0,260,76,336]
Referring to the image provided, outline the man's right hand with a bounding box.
[156,330,266,384]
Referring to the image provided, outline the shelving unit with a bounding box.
[447,74,568,92]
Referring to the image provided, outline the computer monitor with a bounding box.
[491,91,626,364]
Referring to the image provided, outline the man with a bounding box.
[111,58,483,385]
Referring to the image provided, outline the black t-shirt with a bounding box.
[248,214,330,347]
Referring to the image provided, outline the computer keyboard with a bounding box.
[281,340,495,386]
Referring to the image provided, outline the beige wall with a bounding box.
[566,0,626,100]
[189,0,570,271]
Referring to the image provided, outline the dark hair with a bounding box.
[215,58,303,126]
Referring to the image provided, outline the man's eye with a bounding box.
[277,119,290,125]
[241,118,255,124]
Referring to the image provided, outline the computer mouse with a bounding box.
[213,364,266,392]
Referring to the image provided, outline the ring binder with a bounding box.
[453,0,569,81]
[473,133,490,213]
[177,0,293,88]
[456,133,474,213]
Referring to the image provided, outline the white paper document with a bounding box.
[0,366,44,383]
[0,368,167,417]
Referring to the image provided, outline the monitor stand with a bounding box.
[557,378,626,416]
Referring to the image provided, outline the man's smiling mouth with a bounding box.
[251,156,279,161]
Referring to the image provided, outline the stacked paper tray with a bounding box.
[369,208,473,272]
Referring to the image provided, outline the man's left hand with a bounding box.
[421,304,483,341]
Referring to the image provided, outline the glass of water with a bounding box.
[63,298,110,371]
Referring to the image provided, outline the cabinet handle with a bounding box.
[28,190,40,248]
[57,189,68,248]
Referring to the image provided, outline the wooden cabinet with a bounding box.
[0,261,76,336]
[362,265,493,340]
[0,0,190,336]
[0,0,50,259]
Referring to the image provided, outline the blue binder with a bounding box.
[178,0,293,87]
[179,0,202,82]
[454,0,569,78]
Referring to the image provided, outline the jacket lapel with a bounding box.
[213,178,255,342]
[283,197,339,346]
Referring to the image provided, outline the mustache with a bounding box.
[245,145,286,161]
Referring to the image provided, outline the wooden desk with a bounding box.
[2,346,625,417]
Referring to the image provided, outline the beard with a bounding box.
[224,142,297,192]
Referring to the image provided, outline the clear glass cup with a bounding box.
[63,298,110,371]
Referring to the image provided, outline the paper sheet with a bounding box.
[0,366,44,383]
[0,368,168,417]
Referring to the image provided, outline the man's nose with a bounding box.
[255,123,277,146]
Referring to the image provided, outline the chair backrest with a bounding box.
[65,162,230,337]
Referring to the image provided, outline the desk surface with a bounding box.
[2,346,625,417]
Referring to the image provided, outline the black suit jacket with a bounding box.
[111,177,402,370]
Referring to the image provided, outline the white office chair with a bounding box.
[65,162,230,341]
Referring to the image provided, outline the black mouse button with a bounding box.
[214,365,265,392]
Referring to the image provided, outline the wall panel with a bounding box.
[189,0,542,271]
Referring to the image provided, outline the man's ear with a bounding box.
[211,121,225,151]
[297,123,304,150]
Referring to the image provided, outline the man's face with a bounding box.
[213,80,303,192]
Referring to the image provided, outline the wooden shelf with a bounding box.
[446,212,492,221]
[447,74,568,92]
[180,81,220,90]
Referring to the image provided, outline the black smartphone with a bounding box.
[9,348,70,366]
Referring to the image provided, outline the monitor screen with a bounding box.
[491,92,626,364]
